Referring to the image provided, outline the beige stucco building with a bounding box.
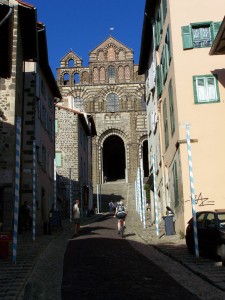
[139,0,225,234]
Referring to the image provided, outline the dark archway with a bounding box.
[143,140,149,177]
[103,135,125,181]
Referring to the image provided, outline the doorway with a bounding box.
[102,135,125,181]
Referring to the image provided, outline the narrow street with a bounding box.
[61,215,200,300]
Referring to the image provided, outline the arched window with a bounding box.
[107,46,115,61]
[118,50,125,60]
[81,71,89,84]
[68,59,74,67]
[73,97,84,112]
[100,67,105,82]
[118,66,124,80]
[93,67,99,82]
[74,73,80,84]
[98,51,104,61]
[63,73,70,85]
[106,93,119,112]
[108,65,115,81]
[125,66,130,80]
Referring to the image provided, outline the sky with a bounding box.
[29,0,146,77]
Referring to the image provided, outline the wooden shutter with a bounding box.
[156,64,163,98]
[211,22,222,40]
[181,25,193,49]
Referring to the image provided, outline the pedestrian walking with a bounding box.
[73,200,80,236]
[109,201,114,214]
[113,201,118,214]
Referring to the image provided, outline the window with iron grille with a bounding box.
[181,21,221,50]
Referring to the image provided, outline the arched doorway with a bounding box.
[103,135,125,181]
[142,140,149,177]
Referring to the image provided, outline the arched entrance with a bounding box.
[103,135,125,181]
[142,140,149,177]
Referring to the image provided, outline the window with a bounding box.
[181,22,221,50]
[173,160,179,207]
[163,99,169,149]
[193,75,220,104]
[156,64,163,99]
[73,97,84,111]
[108,66,115,79]
[56,152,62,167]
[106,93,119,112]
[162,0,167,23]
[168,80,175,135]
[154,7,162,49]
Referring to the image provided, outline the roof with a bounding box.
[37,22,61,98]
[89,35,133,54]
[209,16,225,55]
[138,0,157,75]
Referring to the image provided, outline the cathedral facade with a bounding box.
[56,36,148,191]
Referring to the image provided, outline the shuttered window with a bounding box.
[182,21,221,50]
[169,80,175,135]
[163,99,169,149]
[193,75,220,103]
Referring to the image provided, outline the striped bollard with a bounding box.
[140,159,146,229]
[32,140,36,241]
[54,159,56,210]
[152,154,159,238]
[12,117,22,263]
[185,123,199,260]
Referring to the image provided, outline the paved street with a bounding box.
[62,215,199,300]
[1,212,225,299]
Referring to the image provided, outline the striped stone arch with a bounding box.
[97,127,131,176]
[98,85,124,99]
[138,134,148,159]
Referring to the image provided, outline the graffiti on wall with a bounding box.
[186,193,214,206]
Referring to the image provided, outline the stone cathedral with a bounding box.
[56,36,148,190]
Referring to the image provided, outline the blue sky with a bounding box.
[30,0,146,77]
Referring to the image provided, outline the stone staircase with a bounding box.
[93,180,135,212]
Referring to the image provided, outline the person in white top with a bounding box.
[73,199,80,236]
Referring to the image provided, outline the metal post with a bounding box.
[54,159,56,210]
[152,153,159,238]
[97,184,100,214]
[12,117,21,263]
[185,123,199,260]
[140,159,146,229]
[32,140,36,241]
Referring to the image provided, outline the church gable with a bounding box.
[60,50,83,68]
[89,36,133,62]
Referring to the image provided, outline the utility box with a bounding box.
[0,234,12,259]
[162,215,175,235]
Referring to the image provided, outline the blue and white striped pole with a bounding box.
[137,167,142,221]
[69,168,72,222]
[12,117,22,263]
[54,158,56,210]
[32,140,36,241]
[140,159,146,229]
[152,153,159,238]
[185,123,199,260]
